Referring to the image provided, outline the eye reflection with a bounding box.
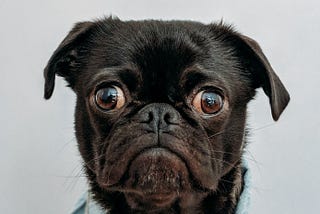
[192,90,223,115]
[94,86,125,110]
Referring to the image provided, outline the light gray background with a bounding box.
[0,0,319,213]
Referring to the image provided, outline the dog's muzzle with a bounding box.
[97,103,217,195]
[124,148,189,208]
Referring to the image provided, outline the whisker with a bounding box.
[208,123,276,139]
[56,136,77,154]
[63,166,86,193]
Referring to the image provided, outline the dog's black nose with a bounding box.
[136,103,181,132]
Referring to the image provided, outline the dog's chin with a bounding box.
[123,148,190,209]
[95,132,221,210]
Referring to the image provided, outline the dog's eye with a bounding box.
[192,90,223,115]
[95,86,125,110]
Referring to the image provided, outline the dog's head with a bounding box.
[44,18,289,211]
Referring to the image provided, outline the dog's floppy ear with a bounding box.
[220,28,290,121]
[237,34,290,121]
[43,21,94,99]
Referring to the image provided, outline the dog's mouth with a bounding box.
[121,148,189,208]
[98,147,190,189]
[96,133,219,200]
[125,148,189,191]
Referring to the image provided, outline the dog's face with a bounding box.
[44,18,289,212]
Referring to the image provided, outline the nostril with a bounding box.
[164,112,171,124]
[163,112,179,125]
[136,104,181,128]
[147,111,154,123]
[139,110,154,124]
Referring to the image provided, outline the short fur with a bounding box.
[44,17,289,214]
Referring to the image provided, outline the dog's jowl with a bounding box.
[44,17,289,214]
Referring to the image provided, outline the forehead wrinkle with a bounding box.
[85,66,140,96]
[87,67,120,87]
[180,65,230,93]
[203,69,231,91]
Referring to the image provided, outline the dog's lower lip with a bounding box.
[147,193,176,205]
[125,148,188,189]
[99,144,217,191]
[147,193,175,199]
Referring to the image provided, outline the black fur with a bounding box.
[44,17,289,214]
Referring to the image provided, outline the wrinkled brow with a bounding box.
[180,65,228,94]
[85,65,141,96]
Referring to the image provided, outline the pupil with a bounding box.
[206,96,215,106]
[204,93,217,106]
[201,91,222,114]
[102,87,117,103]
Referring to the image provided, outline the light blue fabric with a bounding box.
[71,191,105,214]
[71,193,87,214]
[71,163,251,214]
[235,160,251,214]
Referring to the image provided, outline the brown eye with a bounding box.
[95,86,125,110]
[192,90,223,114]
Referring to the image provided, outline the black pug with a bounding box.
[44,17,289,214]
